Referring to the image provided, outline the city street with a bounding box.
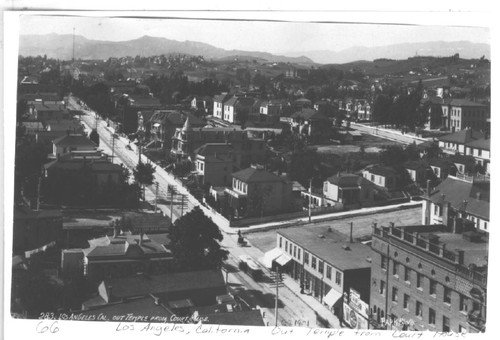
[69,96,340,328]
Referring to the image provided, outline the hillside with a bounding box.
[19,34,315,65]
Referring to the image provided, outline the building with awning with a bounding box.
[323,288,343,311]
[262,247,293,269]
[276,224,372,319]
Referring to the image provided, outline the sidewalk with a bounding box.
[234,234,342,329]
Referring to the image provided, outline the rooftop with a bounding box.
[364,165,396,177]
[232,166,286,184]
[327,173,372,188]
[438,128,485,144]
[86,233,170,258]
[104,270,226,298]
[291,108,329,121]
[428,175,490,220]
[278,225,372,271]
[201,310,265,326]
[52,134,96,147]
[465,138,490,151]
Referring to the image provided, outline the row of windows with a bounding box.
[233,179,248,193]
[280,237,342,285]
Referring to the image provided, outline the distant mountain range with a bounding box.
[19,34,490,65]
[285,41,490,64]
[19,34,314,64]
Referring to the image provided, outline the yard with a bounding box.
[313,133,402,155]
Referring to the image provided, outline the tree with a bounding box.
[133,161,156,201]
[168,206,228,271]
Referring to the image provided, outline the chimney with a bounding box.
[455,250,465,265]
[426,180,432,196]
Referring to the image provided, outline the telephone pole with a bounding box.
[154,182,159,213]
[270,266,284,326]
[308,178,312,223]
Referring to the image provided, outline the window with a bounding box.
[326,266,332,279]
[279,237,282,248]
[293,245,296,257]
[381,255,387,270]
[335,271,342,285]
[444,287,451,304]
[312,257,317,270]
[379,280,386,295]
[304,252,309,265]
[416,301,423,317]
[297,249,301,261]
[392,287,398,302]
[459,295,468,312]
[403,294,410,310]
[285,241,288,253]
[429,279,437,296]
[417,273,423,289]
[319,261,324,274]
[429,308,436,325]
[393,262,399,276]
[404,266,411,282]
[443,316,450,332]
[434,204,441,216]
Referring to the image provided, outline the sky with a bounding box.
[18,13,490,54]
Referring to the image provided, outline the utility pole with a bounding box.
[154,182,159,213]
[36,176,42,210]
[180,195,185,217]
[111,133,116,161]
[308,178,312,223]
[271,266,285,326]
[170,186,174,223]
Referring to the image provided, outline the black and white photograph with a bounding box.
[2,5,496,340]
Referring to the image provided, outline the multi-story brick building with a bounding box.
[370,223,487,333]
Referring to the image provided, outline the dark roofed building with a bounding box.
[362,165,397,189]
[323,173,376,207]
[290,108,331,144]
[51,134,97,158]
[149,110,205,148]
[222,165,293,217]
[84,232,173,282]
[422,175,489,233]
[100,270,226,306]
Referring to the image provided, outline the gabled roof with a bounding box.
[465,138,490,151]
[327,174,369,188]
[364,165,396,177]
[52,134,96,147]
[86,233,170,258]
[438,129,485,144]
[232,166,285,183]
[427,176,490,220]
[213,93,230,103]
[194,143,233,157]
[149,110,204,126]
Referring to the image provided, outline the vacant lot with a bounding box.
[314,133,402,155]
[245,206,422,253]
